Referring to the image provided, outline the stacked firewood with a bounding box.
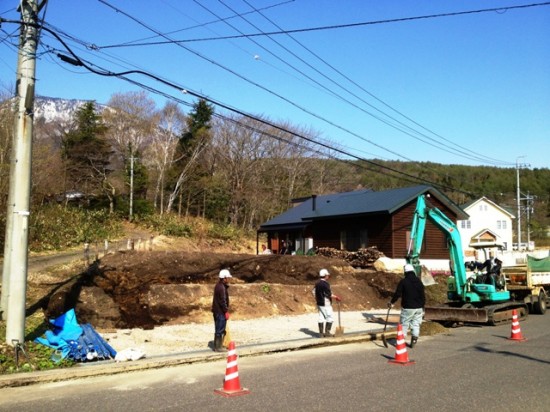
[315,247,384,268]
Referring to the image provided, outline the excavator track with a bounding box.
[424,302,528,326]
[485,302,528,325]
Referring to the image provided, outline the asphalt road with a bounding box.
[1,314,549,411]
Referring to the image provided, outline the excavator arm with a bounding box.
[407,195,468,297]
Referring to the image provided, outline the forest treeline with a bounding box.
[0,91,548,249]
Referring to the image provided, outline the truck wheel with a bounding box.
[534,292,547,315]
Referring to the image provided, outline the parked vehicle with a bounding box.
[503,255,550,315]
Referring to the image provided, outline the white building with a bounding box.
[458,197,515,260]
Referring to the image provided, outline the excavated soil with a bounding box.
[41,249,447,330]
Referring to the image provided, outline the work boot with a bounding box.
[318,323,325,338]
[410,336,418,348]
[324,322,334,337]
[214,335,225,352]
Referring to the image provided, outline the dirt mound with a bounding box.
[43,250,435,330]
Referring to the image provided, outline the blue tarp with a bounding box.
[35,309,117,362]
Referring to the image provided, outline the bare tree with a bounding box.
[209,115,323,229]
[145,102,186,214]
[103,91,157,218]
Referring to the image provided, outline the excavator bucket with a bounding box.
[424,306,489,324]
[420,266,436,286]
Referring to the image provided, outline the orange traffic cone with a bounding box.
[508,309,527,341]
[214,341,250,397]
[388,324,415,366]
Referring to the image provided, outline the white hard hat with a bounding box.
[219,269,232,279]
[319,268,330,277]
[404,264,415,273]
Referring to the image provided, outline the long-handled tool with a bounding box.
[335,300,344,337]
[381,306,392,348]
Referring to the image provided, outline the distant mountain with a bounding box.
[34,96,101,123]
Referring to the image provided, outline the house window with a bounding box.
[460,220,471,229]
[340,229,367,251]
[496,220,507,230]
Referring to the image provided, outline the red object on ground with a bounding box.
[214,341,250,397]
[508,309,527,341]
[388,323,415,366]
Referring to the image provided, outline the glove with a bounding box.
[387,302,393,309]
[334,295,341,302]
[225,312,230,320]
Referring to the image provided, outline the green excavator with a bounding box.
[407,195,527,325]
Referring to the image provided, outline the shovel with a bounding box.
[381,306,392,348]
[335,300,344,337]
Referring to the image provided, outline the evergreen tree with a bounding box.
[62,102,111,197]
[166,99,214,214]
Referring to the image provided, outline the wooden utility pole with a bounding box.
[2,0,40,345]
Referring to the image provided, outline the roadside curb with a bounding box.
[0,329,397,389]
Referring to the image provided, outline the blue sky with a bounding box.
[1,0,549,169]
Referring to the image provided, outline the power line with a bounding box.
[93,0,429,165]
[239,0,515,167]
[95,0,518,167]
[115,0,296,48]
[97,2,550,48]
[0,15,482,197]
[94,0,510,172]
[50,49,476,196]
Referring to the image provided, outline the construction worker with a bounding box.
[314,268,340,337]
[212,269,232,352]
[388,264,425,348]
[479,251,502,285]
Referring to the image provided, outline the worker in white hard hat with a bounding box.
[211,269,232,352]
[388,264,425,348]
[314,268,341,337]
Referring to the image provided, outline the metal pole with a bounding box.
[516,158,522,249]
[129,154,134,221]
[5,0,39,345]
[526,193,532,249]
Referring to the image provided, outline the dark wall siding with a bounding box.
[392,197,460,259]
[310,214,394,255]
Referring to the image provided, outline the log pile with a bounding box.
[315,247,384,268]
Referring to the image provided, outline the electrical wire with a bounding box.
[238,0,516,167]
[0,16,485,197]
[53,49,476,196]
[98,2,550,47]
[116,0,296,47]
[95,0,499,173]
[209,0,513,175]
[95,0,521,167]
[94,0,428,164]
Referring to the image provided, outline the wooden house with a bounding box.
[257,185,469,259]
